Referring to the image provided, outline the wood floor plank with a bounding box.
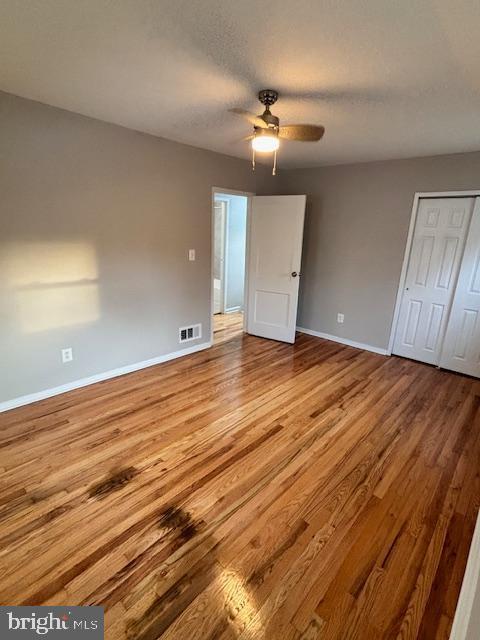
[1,313,479,639]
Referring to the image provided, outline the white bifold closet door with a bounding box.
[439,198,480,376]
[393,197,475,365]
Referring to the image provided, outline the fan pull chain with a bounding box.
[272,148,277,175]
[252,148,256,172]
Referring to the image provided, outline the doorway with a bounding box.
[212,190,249,344]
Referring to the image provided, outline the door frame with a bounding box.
[387,190,480,355]
[211,187,254,344]
[213,196,229,314]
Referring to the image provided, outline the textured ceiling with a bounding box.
[1,0,480,168]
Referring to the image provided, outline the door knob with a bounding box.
[291,271,300,277]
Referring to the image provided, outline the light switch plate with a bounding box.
[188,249,195,261]
[62,347,73,363]
[337,313,345,324]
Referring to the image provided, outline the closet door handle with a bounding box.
[291,271,300,278]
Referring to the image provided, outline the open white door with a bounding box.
[246,195,306,343]
[440,197,480,376]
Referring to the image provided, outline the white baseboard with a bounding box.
[0,341,212,414]
[296,326,388,356]
[450,510,480,640]
[224,306,242,314]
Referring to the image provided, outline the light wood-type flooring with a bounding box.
[1,329,479,639]
[213,312,244,344]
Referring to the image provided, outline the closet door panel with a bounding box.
[393,197,474,365]
[440,198,480,377]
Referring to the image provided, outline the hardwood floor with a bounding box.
[214,312,244,344]
[1,330,479,639]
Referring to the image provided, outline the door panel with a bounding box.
[393,197,474,364]
[440,198,480,376]
[436,236,459,289]
[246,195,306,343]
[254,290,290,326]
[425,303,444,351]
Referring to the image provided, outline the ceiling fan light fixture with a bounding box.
[232,88,325,176]
[251,130,280,152]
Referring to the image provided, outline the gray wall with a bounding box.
[0,91,271,404]
[3,88,480,405]
[280,153,480,349]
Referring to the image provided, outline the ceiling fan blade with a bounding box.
[278,124,325,141]
[229,108,268,128]
[230,134,254,145]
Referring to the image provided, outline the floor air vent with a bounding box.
[179,323,202,343]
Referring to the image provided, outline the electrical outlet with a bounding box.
[188,249,196,261]
[61,347,73,363]
[337,313,345,324]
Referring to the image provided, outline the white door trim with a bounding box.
[387,190,480,355]
[214,197,229,314]
[211,187,253,343]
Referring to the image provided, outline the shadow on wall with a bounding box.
[1,241,100,333]
[297,196,323,321]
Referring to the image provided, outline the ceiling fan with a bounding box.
[231,89,325,175]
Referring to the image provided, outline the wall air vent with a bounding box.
[179,323,202,343]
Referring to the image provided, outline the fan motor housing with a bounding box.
[258,89,278,107]
[260,112,279,127]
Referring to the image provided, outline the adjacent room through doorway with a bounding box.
[212,191,248,343]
